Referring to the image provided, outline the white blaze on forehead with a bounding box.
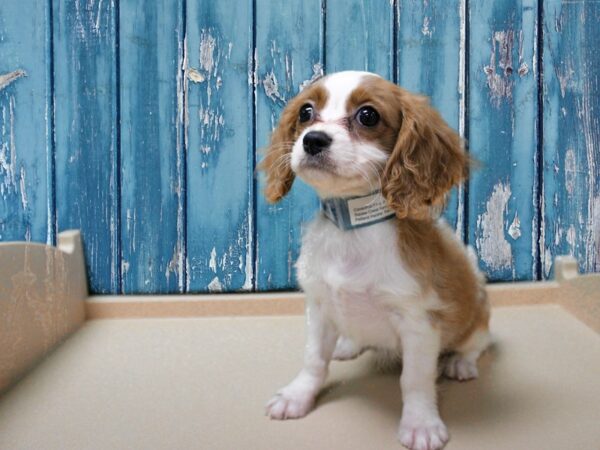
[320,71,380,121]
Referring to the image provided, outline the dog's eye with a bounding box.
[356,106,380,127]
[299,104,314,123]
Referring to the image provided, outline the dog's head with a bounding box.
[260,71,469,219]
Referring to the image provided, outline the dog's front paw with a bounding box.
[265,387,315,420]
[398,410,449,450]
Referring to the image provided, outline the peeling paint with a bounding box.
[180,35,190,138]
[263,70,285,103]
[554,224,562,246]
[284,54,292,86]
[516,28,529,79]
[199,31,216,73]
[187,67,205,83]
[125,208,136,251]
[198,106,224,143]
[579,74,598,272]
[483,30,514,107]
[508,211,521,240]
[299,63,324,91]
[518,62,529,77]
[422,16,432,37]
[0,70,26,91]
[209,247,217,273]
[249,47,258,87]
[531,138,540,277]
[164,244,182,285]
[208,276,222,292]
[94,0,103,34]
[0,97,18,197]
[564,148,576,195]
[566,225,577,252]
[19,166,27,210]
[556,67,574,98]
[195,28,230,154]
[243,203,254,291]
[221,251,228,268]
[74,0,107,39]
[543,247,553,278]
[476,182,512,270]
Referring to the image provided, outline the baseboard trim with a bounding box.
[86,292,305,319]
[86,280,564,319]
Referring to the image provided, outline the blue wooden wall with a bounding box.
[0,0,598,294]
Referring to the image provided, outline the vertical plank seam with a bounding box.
[462,0,471,245]
[115,1,123,294]
[392,0,398,84]
[181,0,189,292]
[47,0,57,246]
[322,0,328,71]
[456,0,465,238]
[535,0,544,280]
[251,0,258,291]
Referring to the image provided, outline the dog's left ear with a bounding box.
[258,101,299,203]
[382,89,470,219]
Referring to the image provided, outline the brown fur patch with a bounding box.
[258,83,328,203]
[396,219,490,349]
[345,76,403,154]
[346,76,488,349]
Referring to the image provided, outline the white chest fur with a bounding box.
[296,214,428,349]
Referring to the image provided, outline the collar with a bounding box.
[320,190,396,231]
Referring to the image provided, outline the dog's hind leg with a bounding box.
[442,327,491,381]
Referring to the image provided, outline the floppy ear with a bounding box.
[382,90,470,219]
[258,102,299,203]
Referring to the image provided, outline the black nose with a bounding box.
[303,131,332,155]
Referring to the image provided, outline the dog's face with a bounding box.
[260,71,469,219]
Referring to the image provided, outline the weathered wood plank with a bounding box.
[255,0,323,290]
[468,0,538,281]
[54,0,119,293]
[2,0,596,294]
[542,0,600,278]
[186,0,254,292]
[119,1,185,293]
[326,0,394,76]
[397,0,464,232]
[0,1,51,244]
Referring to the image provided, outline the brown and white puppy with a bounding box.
[261,71,490,450]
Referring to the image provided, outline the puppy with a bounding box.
[260,71,490,450]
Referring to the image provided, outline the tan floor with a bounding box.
[0,304,599,450]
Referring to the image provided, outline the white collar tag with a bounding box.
[321,191,396,231]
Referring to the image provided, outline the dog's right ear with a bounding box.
[258,101,299,203]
